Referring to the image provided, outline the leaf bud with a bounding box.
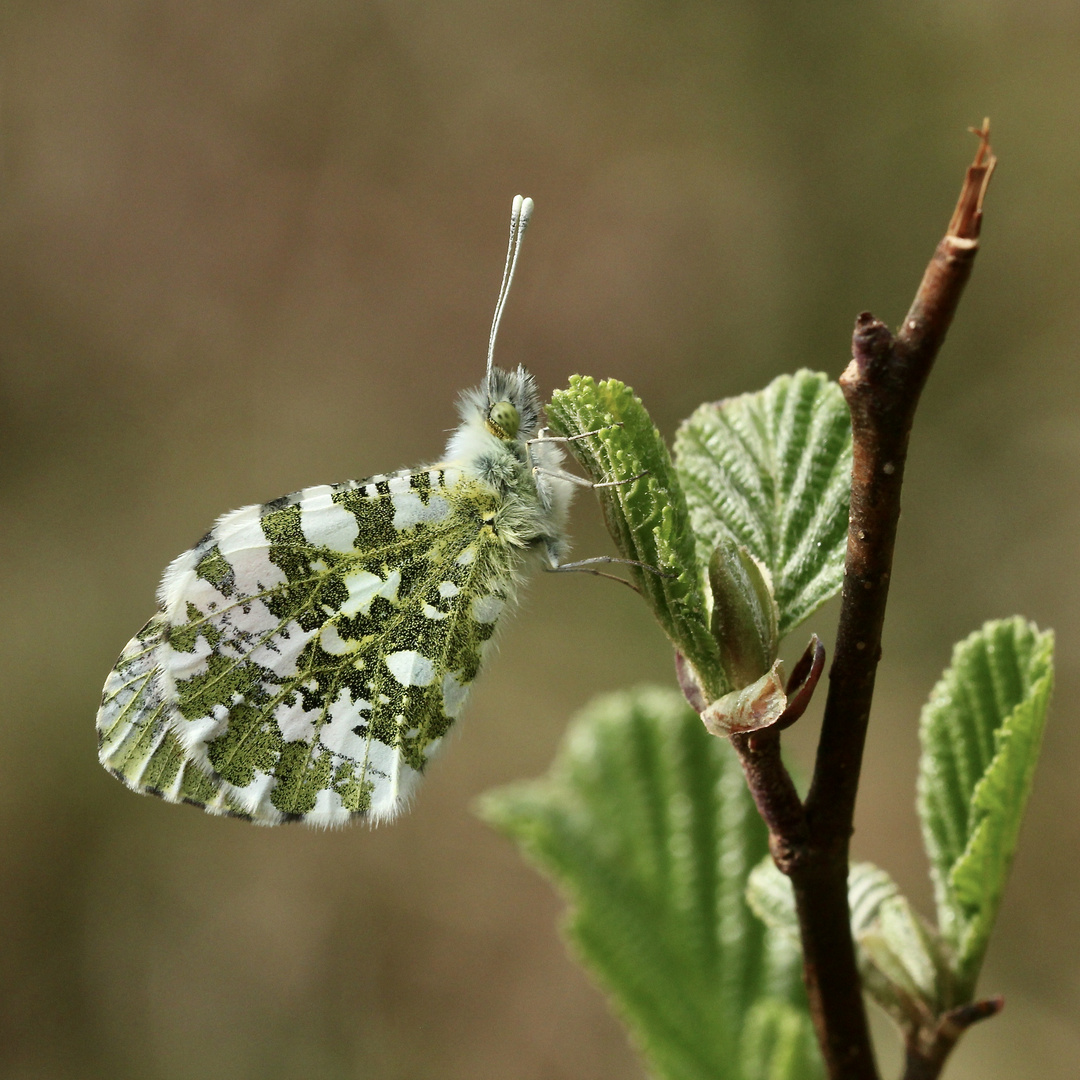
[708,538,780,690]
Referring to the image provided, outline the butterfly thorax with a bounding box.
[444,365,574,569]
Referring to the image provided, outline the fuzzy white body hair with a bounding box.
[444,364,575,569]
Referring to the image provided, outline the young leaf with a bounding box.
[847,865,953,1031]
[744,856,797,944]
[747,859,913,945]
[479,687,822,1080]
[748,860,953,1034]
[857,895,953,1029]
[673,370,852,639]
[917,617,1054,995]
[548,377,726,699]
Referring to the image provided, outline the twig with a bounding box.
[730,123,997,1080]
[901,997,1004,1080]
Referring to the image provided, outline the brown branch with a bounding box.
[730,729,807,864]
[811,119,995,827]
[901,997,1004,1080]
[730,123,997,1080]
[803,121,995,1080]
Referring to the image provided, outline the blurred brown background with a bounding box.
[1,2,1078,1078]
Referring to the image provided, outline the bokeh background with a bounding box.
[2,2,1078,1077]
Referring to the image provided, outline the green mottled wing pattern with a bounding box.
[97,614,254,818]
[97,467,519,826]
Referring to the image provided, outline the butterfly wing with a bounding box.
[97,468,517,826]
[96,613,257,817]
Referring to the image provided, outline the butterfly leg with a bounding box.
[539,551,641,592]
[540,548,676,592]
[554,554,675,578]
[526,421,623,448]
[532,465,648,489]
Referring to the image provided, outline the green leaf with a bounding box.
[740,999,824,1080]
[857,894,953,1028]
[744,855,798,945]
[747,860,953,1034]
[479,687,822,1080]
[917,617,1054,995]
[847,865,953,1030]
[673,370,852,639]
[548,377,726,698]
[846,861,904,939]
[746,858,914,947]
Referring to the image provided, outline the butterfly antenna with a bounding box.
[485,194,534,404]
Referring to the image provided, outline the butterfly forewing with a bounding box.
[97,467,518,826]
[96,614,254,816]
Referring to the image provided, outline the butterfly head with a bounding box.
[483,364,542,439]
[447,363,544,461]
[486,400,520,441]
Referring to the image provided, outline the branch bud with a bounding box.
[708,538,780,690]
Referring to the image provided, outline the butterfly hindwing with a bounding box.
[97,467,519,826]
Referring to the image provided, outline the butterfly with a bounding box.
[96,196,587,826]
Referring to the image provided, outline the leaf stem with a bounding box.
[731,124,996,1080]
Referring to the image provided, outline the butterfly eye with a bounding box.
[487,400,521,440]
